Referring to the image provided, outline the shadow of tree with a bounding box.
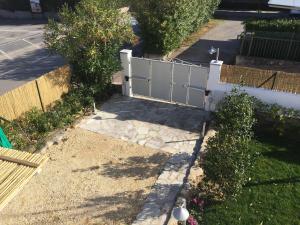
[255,126,300,166]
[80,189,149,224]
[100,152,170,180]
[98,96,209,133]
[3,189,150,225]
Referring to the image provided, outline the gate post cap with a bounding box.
[120,49,132,54]
[210,60,223,65]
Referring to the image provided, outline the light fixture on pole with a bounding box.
[208,46,220,61]
[172,205,189,225]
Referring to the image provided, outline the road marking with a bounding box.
[22,39,42,49]
[0,50,12,60]
[0,33,43,47]
[0,69,15,76]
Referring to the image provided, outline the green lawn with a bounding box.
[196,128,300,225]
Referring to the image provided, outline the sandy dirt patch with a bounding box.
[0,128,170,225]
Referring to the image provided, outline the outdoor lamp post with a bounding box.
[208,46,220,61]
[172,205,190,225]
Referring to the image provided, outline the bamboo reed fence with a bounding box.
[0,147,48,211]
[0,66,71,121]
[221,64,300,94]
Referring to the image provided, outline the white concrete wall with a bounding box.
[206,60,300,111]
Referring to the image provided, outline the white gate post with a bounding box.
[120,49,133,97]
[205,60,223,111]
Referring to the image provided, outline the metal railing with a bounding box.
[239,34,300,61]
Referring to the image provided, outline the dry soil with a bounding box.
[0,128,170,225]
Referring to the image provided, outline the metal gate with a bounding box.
[131,57,209,108]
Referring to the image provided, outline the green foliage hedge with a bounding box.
[0,87,94,151]
[244,18,300,33]
[203,88,256,198]
[132,0,220,54]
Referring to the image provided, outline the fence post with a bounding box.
[286,33,295,60]
[120,49,133,97]
[205,60,224,111]
[35,80,45,112]
[240,36,245,55]
[247,36,254,57]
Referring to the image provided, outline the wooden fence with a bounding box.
[221,64,300,94]
[239,34,300,61]
[0,66,71,121]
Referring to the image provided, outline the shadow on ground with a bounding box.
[96,96,208,133]
[99,152,169,180]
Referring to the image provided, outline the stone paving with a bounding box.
[79,95,209,225]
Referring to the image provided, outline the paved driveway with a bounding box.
[79,95,209,224]
[0,19,65,95]
[80,95,208,155]
[174,10,285,65]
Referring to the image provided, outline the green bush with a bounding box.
[203,88,256,198]
[131,0,220,54]
[253,99,300,138]
[0,87,94,151]
[244,18,300,33]
[44,0,134,87]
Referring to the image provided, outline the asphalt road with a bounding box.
[175,10,285,65]
[0,19,65,95]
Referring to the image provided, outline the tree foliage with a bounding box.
[44,0,134,87]
[131,0,220,54]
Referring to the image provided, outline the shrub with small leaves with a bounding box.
[0,86,95,151]
[203,88,256,198]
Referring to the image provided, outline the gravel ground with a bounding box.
[0,128,170,225]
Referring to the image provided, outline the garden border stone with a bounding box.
[166,127,216,225]
[132,123,208,225]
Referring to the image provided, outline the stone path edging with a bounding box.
[132,125,207,225]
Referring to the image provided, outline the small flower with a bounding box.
[191,197,205,210]
[192,197,199,205]
[187,215,198,225]
[10,127,14,131]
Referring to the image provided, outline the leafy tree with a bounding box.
[131,0,220,54]
[44,0,134,88]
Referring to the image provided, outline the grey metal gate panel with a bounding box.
[151,60,172,101]
[131,57,151,96]
[188,66,209,107]
[130,57,209,109]
[190,66,209,89]
[172,63,189,104]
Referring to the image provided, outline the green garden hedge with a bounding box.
[132,0,220,54]
[244,18,300,33]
